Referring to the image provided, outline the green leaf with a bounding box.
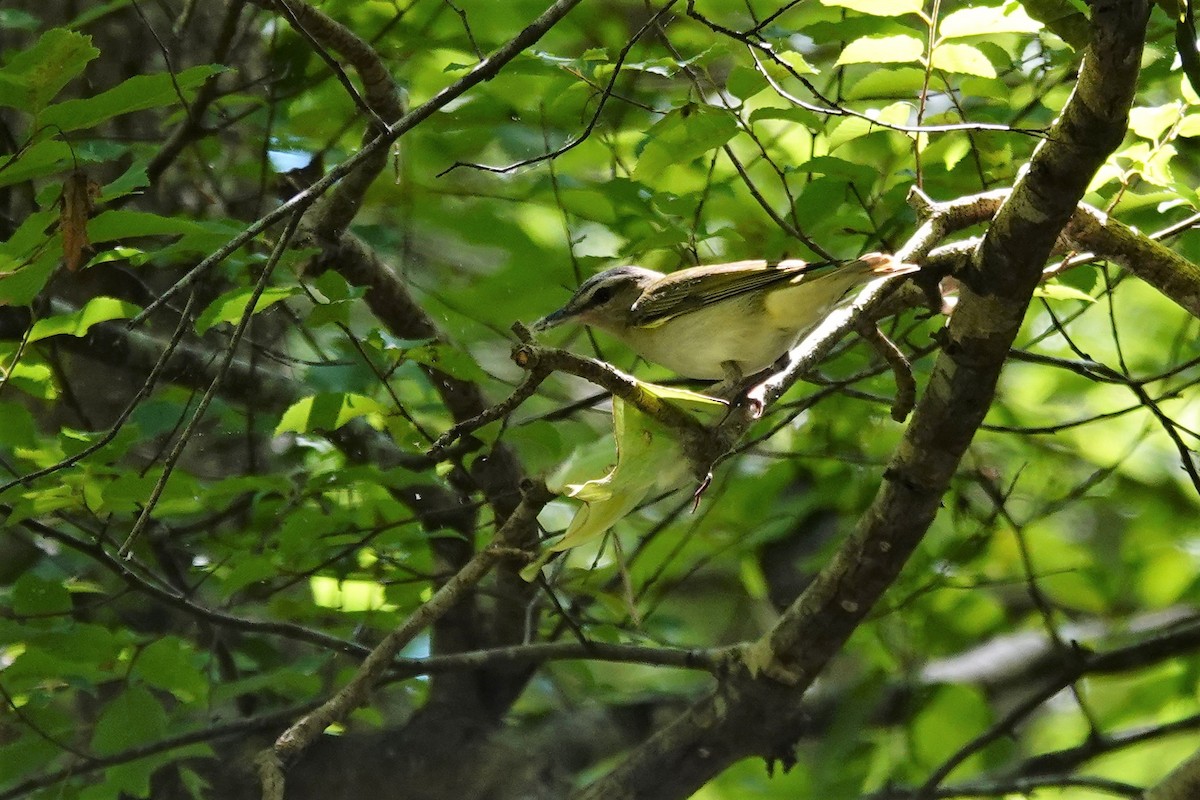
[1177,113,1200,136]
[0,402,38,448]
[90,686,168,756]
[0,138,74,188]
[369,331,488,382]
[40,65,224,133]
[0,9,40,30]
[309,575,394,611]
[195,285,300,334]
[275,393,385,436]
[633,105,739,182]
[828,101,914,150]
[1129,104,1182,140]
[1,361,58,401]
[522,383,725,580]
[940,2,1043,38]
[13,573,72,615]
[835,35,925,66]
[913,685,991,767]
[821,0,923,15]
[0,28,99,113]
[132,637,208,703]
[28,297,141,342]
[930,43,997,78]
[99,162,150,202]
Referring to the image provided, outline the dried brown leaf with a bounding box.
[60,169,100,272]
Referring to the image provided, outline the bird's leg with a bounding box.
[712,361,765,420]
[716,360,744,398]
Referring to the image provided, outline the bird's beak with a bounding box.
[531,305,573,332]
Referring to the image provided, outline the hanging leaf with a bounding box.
[521,382,725,580]
[58,169,100,271]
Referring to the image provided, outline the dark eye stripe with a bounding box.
[587,286,614,305]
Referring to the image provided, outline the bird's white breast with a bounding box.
[620,296,800,380]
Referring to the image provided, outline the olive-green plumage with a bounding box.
[534,253,917,380]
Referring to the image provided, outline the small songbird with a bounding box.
[533,253,918,382]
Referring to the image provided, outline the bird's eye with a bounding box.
[589,285,614,305]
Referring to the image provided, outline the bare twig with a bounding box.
[857,322,916,421]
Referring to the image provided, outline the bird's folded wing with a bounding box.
[630,259,835,327]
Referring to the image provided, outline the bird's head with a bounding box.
[533,266,661,333]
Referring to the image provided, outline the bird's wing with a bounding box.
[630,259,835,327]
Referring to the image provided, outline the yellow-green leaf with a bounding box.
[940,2,1042,38]
[1034,281,1096,303]
[195,285,300,334]
[275,393,385,436]
[521,384,724,580]
[836,35,925,66]
[930,43,996,78]
[821,0,923,16]
[1129,104,1182,140]
[28,296,141,342]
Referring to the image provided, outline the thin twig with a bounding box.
[120,212,304,557]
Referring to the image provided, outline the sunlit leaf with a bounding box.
[275,393,385,436]
[821,0,923,15]
[195,285,301,334]
[836,35,925,66]
[522,383,725,580]
[1034,281,1096,303]
[634,105,739,182]
[28,297,141,342]
[930,43,996,78]
[941,2,1043,37]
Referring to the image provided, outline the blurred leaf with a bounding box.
[195,285,300,334]
[1129,104,1182,140]
[634,105,738,182]
[836,35,925,66]
[309,575,394,611]
[275,393,385,435]
[13,573,71,615]
[90,685,168,756]
[821,0,923,15]
[40,65,223,132]
[1015,0,1090,47]
[1034,281,1096,304]
[931,43,997,77]
[913,685,991,767]
[941,2,1043,37]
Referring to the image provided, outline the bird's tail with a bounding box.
[766,252,918,322]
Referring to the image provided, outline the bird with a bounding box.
[533,253,918,383]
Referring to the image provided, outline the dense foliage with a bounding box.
[1,1,1198,798]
